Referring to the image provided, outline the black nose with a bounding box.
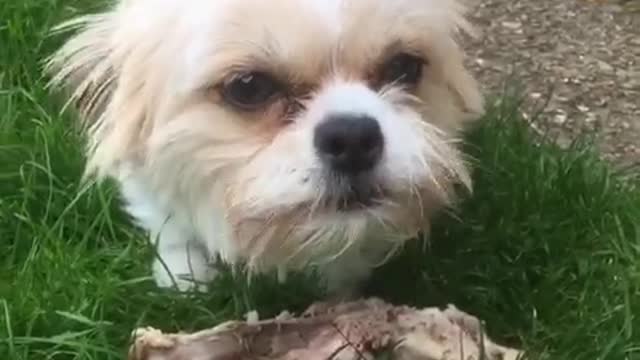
[313,114,384,174]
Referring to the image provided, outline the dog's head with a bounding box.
[49,0,483,270]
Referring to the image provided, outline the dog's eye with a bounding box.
[222,72,280,110]
[379,53,424,86]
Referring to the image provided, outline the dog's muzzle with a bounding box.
[314,113,386,210]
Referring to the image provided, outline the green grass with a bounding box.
[1,1,639,359]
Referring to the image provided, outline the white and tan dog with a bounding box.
[48,0,483,294]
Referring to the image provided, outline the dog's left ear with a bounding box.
[446,60,484,122]
[442,0,484,122]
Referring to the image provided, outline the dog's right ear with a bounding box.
[46,13,118,122]
[46,4,160,179]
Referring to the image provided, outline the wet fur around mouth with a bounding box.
[323,171,388,211]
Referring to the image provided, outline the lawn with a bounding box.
[1,0,639,359]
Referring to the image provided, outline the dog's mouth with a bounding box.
[323,174,388,212]
[335,190,386,212]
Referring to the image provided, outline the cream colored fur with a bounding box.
[48,0,483,294]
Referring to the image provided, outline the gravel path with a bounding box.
[465,0,640,167]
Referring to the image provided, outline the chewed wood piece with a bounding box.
[128,298,522,360]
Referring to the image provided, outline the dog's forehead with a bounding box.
[307,0,346,33]
[169,0,464,90]
[180,0,434,38]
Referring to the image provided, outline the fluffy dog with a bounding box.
[48,0,483,294]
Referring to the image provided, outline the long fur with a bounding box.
[47,0,483,294]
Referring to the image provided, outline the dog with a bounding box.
[48,0,483,295]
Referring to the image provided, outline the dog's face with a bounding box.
[50,0,483,269]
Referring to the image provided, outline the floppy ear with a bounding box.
[446,59,484,122]
[47,6,156,179]
[47,13,118,122]
[444,0,484,122]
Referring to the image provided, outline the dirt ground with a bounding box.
[464,0,640,167]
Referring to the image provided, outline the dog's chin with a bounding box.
[225,176,440,271]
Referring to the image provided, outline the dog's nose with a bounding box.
[314,114,384,174]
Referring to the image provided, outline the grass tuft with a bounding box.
[1,1,639,359]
